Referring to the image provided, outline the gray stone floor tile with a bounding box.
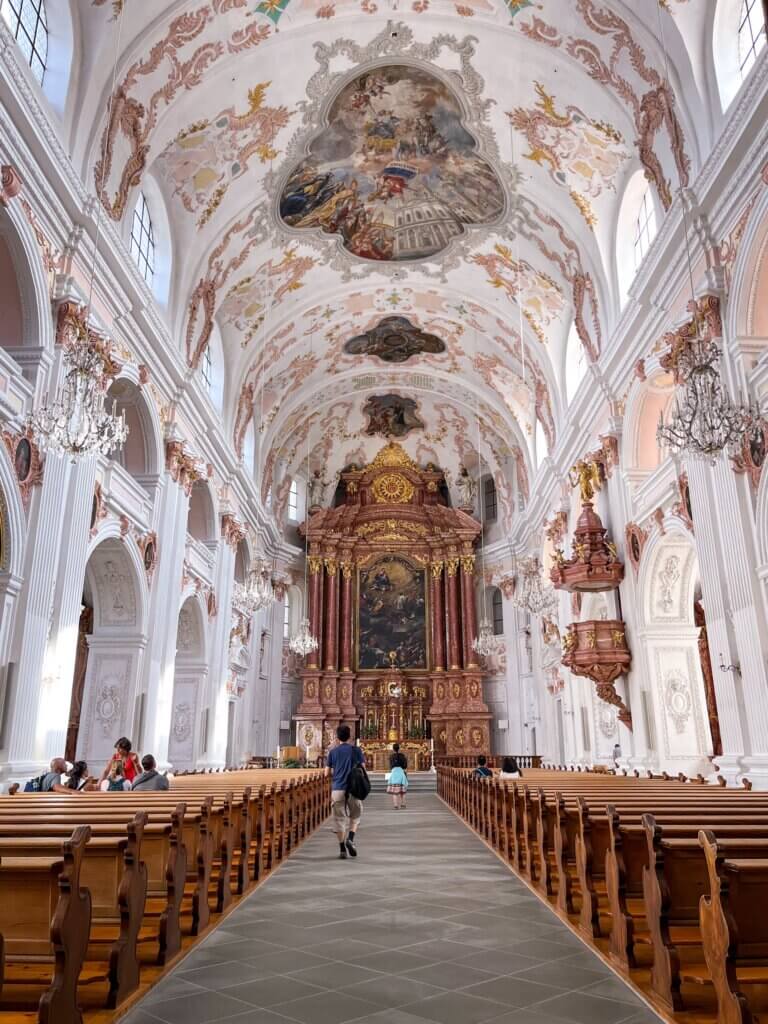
[402,960,498,989]
[271,991,380,1023]
[120,1011,166,1024]
[289,962,383,989]
[579,977,648,1005]
[217,975,327,1008]
[454,949,542,975]
[400,990,508,1023]
[241,948,334,977]
[400,938,483,962]
[342,973,445,1007]
[511,960,609,991]
[461,975,565,1008]
[346,949,436,973]
[142,989,253,1024]
[352,1012,436,1024]
[528,991,650,1024]
[309,937,389,960]
[141,976,207,1003]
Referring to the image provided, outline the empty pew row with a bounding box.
[437,765,768,1024]
[0,769,330,1024]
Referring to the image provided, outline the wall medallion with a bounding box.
[372,472,414,504]
[663,670,692,734]
[95,683,122,736]
[172,702,192,744]
[3,428,43,509]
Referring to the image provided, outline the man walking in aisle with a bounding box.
[327,724,364,859]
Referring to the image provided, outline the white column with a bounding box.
[2,452,73,778]
[687,457,768,783]
[262,595,285,759]
[501,597,524,753]
[201,530,235,768]
[139,474,189,767]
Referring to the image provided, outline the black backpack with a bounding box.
[346,762,371,801]
[23,774,46,792]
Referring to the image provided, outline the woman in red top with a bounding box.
[100,737,141,786]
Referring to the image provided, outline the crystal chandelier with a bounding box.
[513,557,557,617]
[656,339,754,462]
[473,617,503,659]
[242,559,275,614]
[28,330,128,457]
[289,616,318,657]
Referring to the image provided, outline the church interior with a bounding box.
[0,0,767,1022]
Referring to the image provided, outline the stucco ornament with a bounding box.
[657,555,681,614]
[663,670,692,734]
[172,702,193,744]
[95,683,122,736]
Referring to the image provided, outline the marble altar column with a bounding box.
[430,561,446,671]
[339,560,354,673]
[324,558,339,672]
[445,557,461,671]
[460,554,479,669]
[307,555,323,670]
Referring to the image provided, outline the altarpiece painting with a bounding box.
[357,555,427,669]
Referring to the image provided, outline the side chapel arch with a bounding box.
[169,593,208,769]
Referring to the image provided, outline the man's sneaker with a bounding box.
[345,837,358,857]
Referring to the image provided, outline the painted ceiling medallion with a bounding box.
[363,394,425,438]
[344,315,446,363]
[279,63,504,262]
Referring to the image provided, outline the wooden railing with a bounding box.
[434,754,542,769]
[437,764,768,1024]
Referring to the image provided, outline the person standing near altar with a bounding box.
[387,742,409,809]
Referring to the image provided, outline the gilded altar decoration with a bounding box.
[569,459,603,503]
[358,555,427,670]
[279,65,504,262]
[550,497,624,592]
[372,472,414,504]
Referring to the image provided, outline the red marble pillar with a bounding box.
[339,560,354,673]
[445,557,461,671]
[430,561,446,671]
[460,554,479,669]
[307,556,323,670]
[324,558,339,672]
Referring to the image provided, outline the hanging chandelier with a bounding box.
[473,617,504,659]
[241,559,275,615]
[513,557,557,617]
[28,328,128,457]
[289,616,318,657]
[656,339,755,462]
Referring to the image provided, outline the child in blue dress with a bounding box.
[387,743,409,809]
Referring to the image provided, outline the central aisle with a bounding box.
[126,793,662,1024]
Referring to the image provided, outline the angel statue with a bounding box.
[456,465,476,508]
[569,459,602,504]
[307,469,328,508]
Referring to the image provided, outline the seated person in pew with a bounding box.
[24,756,84,793]
[499,757,522,779]
[100,736,142,786]
[100,759,132,791]
[131,754,170,792]
[474,755,493,779]
[62,759,98,791]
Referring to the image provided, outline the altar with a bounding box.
[293,442,493,761]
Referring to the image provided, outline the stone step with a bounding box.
[368,771,437,793]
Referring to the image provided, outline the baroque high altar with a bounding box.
[295,443,491,767]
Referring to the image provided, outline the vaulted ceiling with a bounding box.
[71,0,717,528]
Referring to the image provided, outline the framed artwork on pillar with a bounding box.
[356,554,428,670]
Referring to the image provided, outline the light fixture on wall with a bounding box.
[28,5,129,460]
[471,396,505,660]
[513,556,557,618]
[653,4,755,463]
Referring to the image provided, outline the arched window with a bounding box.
[1,0,48,83]
[283,598,291,639]
[200,346,213,391]
[491,588,504,636]
[565,319,588,404]
[738,0,767,76]
[287,479,298,521]
[483,476,497,524]
[130,193,155,286]
[633,187,656,271]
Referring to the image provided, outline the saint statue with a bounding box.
[569,459,602,504]
[308,469,328,508]
[456,465,476,508]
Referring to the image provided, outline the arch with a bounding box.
[621,369,676,480]
[187,480,216,544]
[615,167,661,305]
[0,204,53,354]
[105,376,163,485]
[635,527,714,775]
[75,533,148,768]
[168,594,208,769]
[713,0,767,111]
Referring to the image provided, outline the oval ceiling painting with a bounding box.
[279,64,505,262]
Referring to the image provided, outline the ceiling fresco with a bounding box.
[76,0,711,539]
[362,394,425,438]
[278,64,505,261]
[343,315,446,363]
